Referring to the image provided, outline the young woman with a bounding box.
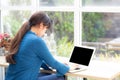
[5,11,70,80]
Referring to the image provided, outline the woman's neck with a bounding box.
[30,26,39,36]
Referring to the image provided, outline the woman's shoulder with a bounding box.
[22,31,43,44]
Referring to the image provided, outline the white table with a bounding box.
[0,56,8,80]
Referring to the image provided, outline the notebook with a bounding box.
[68,45,96,73]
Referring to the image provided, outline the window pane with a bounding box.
[44,12,74,57]
[83,0,120,6]
[3,11,74,57]
[2,10,32,35]
[39,0,74,7]
[82,12,120,61]
[1,0,32,6]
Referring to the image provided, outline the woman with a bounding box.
[5,11,70,80]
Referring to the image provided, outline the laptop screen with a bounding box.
[69,46,95,66]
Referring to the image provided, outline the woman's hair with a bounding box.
[6,11,53,64]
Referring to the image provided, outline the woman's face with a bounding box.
[38,23,48,37]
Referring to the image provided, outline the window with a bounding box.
[0,0,76,58]
[1,0,120,61]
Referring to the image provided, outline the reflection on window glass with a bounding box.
[83,0,120,6]
[39,0,74,6]
[82,12,120,61]
[2,0,31,6]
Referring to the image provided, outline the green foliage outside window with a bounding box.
[47,12,74,56]
[3,11,31,36]
[82,12,106,42]
[57,37,73,57]
[47,12,74,43]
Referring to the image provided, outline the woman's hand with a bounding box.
[69,63,80,71]
[63,62,80,71]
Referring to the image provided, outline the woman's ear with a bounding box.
[39,23,44,29]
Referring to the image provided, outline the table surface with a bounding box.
[0,56,120,80]
[0,56,9,67]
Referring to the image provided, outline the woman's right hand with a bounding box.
[63,62,80,71]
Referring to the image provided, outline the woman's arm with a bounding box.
[41,61,52,71]
[33,38,70,76]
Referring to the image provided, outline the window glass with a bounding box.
[1,0,32,6]
[2,11,74,57]
[83,0,120,6]
[39,0,74,7]
[2,10,32,35]
[82,12,120,61]
[44,12,74,57]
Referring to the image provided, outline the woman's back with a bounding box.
[5,31,44,80]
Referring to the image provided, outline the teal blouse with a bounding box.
[5,31,69,80]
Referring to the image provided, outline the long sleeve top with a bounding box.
[5,31,70,80]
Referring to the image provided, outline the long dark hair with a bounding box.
[6,11,53,64]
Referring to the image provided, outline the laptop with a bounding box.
[68,45,96,73]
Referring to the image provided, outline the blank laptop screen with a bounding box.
[69,46,94,66]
